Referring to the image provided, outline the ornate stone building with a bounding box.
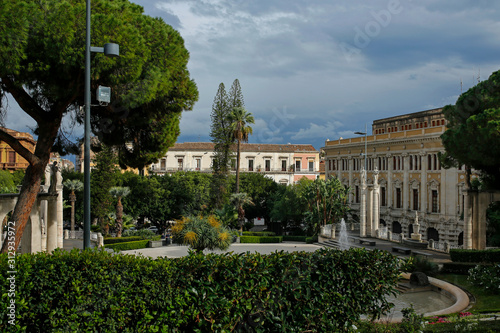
[323,108,472,247]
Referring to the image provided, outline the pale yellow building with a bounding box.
[0,128,36,171]
[323,108,471,247]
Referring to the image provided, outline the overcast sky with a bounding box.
[5,0,500,153]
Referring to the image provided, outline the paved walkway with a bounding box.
[63,234,451,263]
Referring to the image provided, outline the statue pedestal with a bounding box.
[411,233,422,241]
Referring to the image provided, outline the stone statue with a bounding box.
[361,167,366,186]
[48,162,59,194]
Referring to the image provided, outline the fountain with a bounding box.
[403,212,428,249]
[338,218,350,250]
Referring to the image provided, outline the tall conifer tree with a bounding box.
[210,83,232,208]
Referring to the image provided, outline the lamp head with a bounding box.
[103,43,120,57]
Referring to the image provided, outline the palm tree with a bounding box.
[228,107,254,193]
[109,186,131,237]
[230,192,254,233]
[63,179,83,238]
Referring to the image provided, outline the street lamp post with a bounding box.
[84,0,119,249]
[355,124,368,238]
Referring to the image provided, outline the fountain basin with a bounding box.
[402,238,428,249]
[374,273,469,322]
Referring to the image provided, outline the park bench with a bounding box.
[392,246,411,255]
[358,238,376,246]
[411,250,432,258]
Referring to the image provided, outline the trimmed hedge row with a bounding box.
[104,240,149,251]
[241,231,276,236]
[0,248,404,332]
[440,262,479,275]
[104,236,143,244]
[282,235,307,242]
[306,235,319,244]
[449,249,500,263]
[239,236,283,243]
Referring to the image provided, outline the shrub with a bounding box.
[306,235,318,244]
[282,235,307,242]
[172,215,232,253]
[449,248,500,263]
[104,240,149,251]
[103,236,143,244]
[240,236,283,243]
[0,248,403,332]
[122,229,157,239]
[242,231,276,236]
[441,262,479,274]
[407,255,439,277]
[468,264,500,294]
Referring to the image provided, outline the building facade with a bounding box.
[0,128,36,171]
[323,108,470,246]
[149,142,320,184]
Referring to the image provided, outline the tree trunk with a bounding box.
[70,191,76,237]
[1,162,45,253]
[236,139,241,194]
[116,197,123,237]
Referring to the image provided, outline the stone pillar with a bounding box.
[372,167,380,237]
[463,189,472,249]
[360,167,367,237]
[402,154,409,210]
[348,157,353,203]
[420,153,427,213]
[367,186,373,237]
[55,166,64,249]
[387,153,392,208]
[46,198,59,253]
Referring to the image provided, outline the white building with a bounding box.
[149,142,320,185]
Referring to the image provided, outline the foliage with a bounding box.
[214,203,238,228]
[171,215,232,253]
[305,235,318,244]
[0,248,403,332]
[302,177,350,236]
[121,229,157,239]
[486,201,500,246]
[230,192,254,231]
[236,172,280,222]
[242,231,276,236]
[468,264,500,294]
[62,170,84,227]
[282,235,308,242]
[63,179,83,192]
[0,170,16,193]
[104,240,149,251]
[407,255,439,277]
[440,262,478,275]
[441,70,500,188]
[399,306,425,333]
[109,186,131,237]
[0,0,198,253]
[270,183,308,231]
[104,236,143,244]
[91,145,119,233]
[239,236,283,243]
[449,248,500,263]
[11,170,24,186]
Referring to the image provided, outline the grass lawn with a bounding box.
[436,273,500,313]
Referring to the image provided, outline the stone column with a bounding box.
[420,153,427,213]
[402,153,409,210]
[46,197,59,253]
[367,186,373,237]
[387,153,392,208]
[372,167,380,237]
[348,157,353,203]
[463,189,472,249]
[360,167,367,237]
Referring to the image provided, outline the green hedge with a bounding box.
[282,235,307,242]
[104,240,149,251]
[0,248,404,332]
[104,236,143,244]
[241,231,276,236]
[449,249,500,263]
[440,262,479,275]
[306,235,318,244]
[240,236,283,243]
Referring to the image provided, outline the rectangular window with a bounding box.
[381,187,386,206]
[8,151,16,164]
[432,190,438,213]
[160,158,166,170]
[396,188,402,208]
[196,158,201,171]
[355,186,359,203]
[248,159,254,172]
[413,189,419,210]
[282,160,287,172]
[295,160,301,172]
[265,159,271,172]
[230,159,236,171]
[308,160,314,172]
[177,158,183,170]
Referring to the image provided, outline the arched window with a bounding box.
[427,228,439,241]
[392,221,402,234]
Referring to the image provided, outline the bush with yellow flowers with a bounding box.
[171,215,232,253]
